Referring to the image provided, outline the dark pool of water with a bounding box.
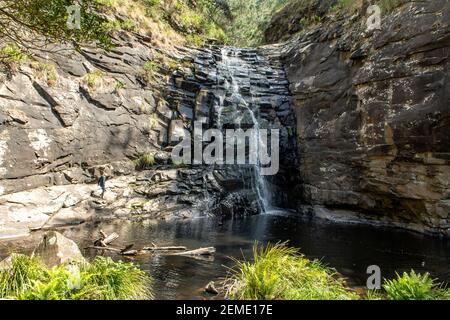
[2,212,450,299]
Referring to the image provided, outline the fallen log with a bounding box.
[94,231,119,247]
[103,232,119,245]
[86,245,136,256]
[121,250,138,256]
[87,242,215,258]
[172,247,216,256]
[86,246,122,253]
[120,244,135,254]
[142,246,187,252]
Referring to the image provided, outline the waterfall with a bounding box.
[215,47,272,213]
[166,43,295,216]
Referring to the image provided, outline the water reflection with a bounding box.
[1,213,449,300]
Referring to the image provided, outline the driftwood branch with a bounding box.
[87,230,215,258]
[94,230,119,247]
[172,247,216,256]
[86,246,122,253]
[120,244,134,253]
[142,246,187,252]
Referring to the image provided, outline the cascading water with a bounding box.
[214,47,272,213]
[166,43,295,216]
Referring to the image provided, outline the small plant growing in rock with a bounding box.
[299,15,322,29]
[141,60,160,83]
[166,58,179,72]
[30,61,58,86]
[186,34,205,47]
[115,79,126,90]
[329,0,357,13]
[378,0,409,13]
[130,200,147,211]
[134,152,156,170]
[144,60,158,72]
[120,19,138,32]
[95,0,115,7]
[287,127,294,137]
[0,43,28,73]
[144,0,161,7]
[84,70,104,89]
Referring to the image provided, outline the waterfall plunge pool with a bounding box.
[1,212,449,299]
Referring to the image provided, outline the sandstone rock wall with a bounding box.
[278,0,450,235]
[0,32,170,195]
[0,29,297,239]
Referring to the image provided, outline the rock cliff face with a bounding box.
[0,30,296,239]
[1,0,449,239]
[274,0,450,235]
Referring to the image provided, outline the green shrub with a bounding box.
[180,11,203,31]
[0,44,28,63]
[329,0,356,13]
[221,0,291,47]
[186,34,205,47]
[0,255,153,300]
[120,19,138,32]
[143,0,161,7]
[299,15,322,29]
[366,289,385,300]
[0,1,112,50]
[166,59,179,71]
[383,270,449,300]
[95,0,115,7]
[78,256,153,300]
[225,243,359,300]
[141,60,159,83]
[0,44,28,71]
[134,152,156,170]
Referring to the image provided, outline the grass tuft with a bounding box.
[225,242,359,300]
[0,254,47,298]
[383,270,449,300]
[84,70,104,89]
[0,255,153,300]
[134,152,156,170]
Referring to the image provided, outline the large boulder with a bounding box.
[32,231,85,268]
[0,254,15,271]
